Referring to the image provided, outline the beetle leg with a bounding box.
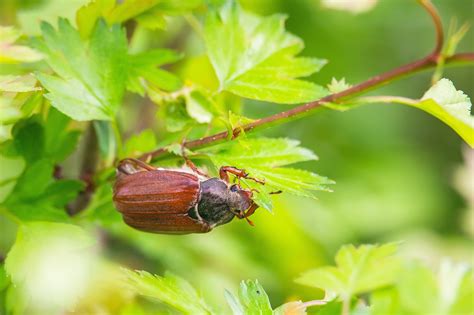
[180,144,209,178]
[233,202,259,226]
[118,158,155,174]
[219,166,265,185]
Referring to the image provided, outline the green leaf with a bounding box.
[42,179,84,208]
[123,269,212,314]
[0,92,43,142]
[295,243,400,300]
[0,75,40,93]
[94,120,116,166]
[185,90,215,123]
[157,98,195,132]
[17,0,89,35]
[417,78,473,147]
[0,26,43,63]
[76,0,202,37]
[327,77,351,94]
[225,280,272,315]
[8,159,54,201]
[0,153,25,203]
[371,260,473,315]
[4,222,96,312]
[35,19,128,121]
[77,182,121,226]
[204,138,333,210]
[0,264,8,292]
[3,113,83,222]
[204,2,327,103]
[44,108,81,163]
[127,49,183,95]
[121,129,157,159]
[11,117,45,163]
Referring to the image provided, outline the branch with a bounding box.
[418,0,444,55]
[140,1,473,162]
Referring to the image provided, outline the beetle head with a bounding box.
[229,184,253,211]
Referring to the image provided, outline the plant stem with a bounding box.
[140,1,474,162]
[342,297,351,315]
[111,119,123,157]
[418,0,444,55]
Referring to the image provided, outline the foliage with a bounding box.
[0,0,472,314]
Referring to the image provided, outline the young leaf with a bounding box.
[203,138,333,210]
[123,269,212,314]
[295,243,400,301]
[34,19,128,121]
[327,77,351,94]
[225,280,272,315]
[204,1,327,103]
[0,26,43,63]
[417,78,473,147]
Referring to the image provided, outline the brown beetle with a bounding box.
[113,158,264,234]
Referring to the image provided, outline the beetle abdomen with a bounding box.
[123,213,211,234]
[113,170,200,214]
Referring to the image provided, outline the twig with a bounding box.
[418,0,444,55]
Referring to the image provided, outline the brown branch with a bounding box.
[140,1,474,162]
[418,0,444,55]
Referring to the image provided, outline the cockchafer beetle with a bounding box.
[112,158,265,234]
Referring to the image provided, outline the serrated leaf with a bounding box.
[416,78,473,147]
[204,2,327,103]
[123,269,212,314]
[35,19,128,121]
[327,77,351,93]
[5,222,96,312]
[204,138,332,210]
[225,280,272,315]
[0,26,43,63]
[295,243,400,300]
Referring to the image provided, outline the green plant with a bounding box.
[0,0,472,314]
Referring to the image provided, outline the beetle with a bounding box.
[113,158,265,234]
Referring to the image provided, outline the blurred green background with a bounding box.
[1,0,473,312]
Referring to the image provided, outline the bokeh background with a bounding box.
[1,0,473,312]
